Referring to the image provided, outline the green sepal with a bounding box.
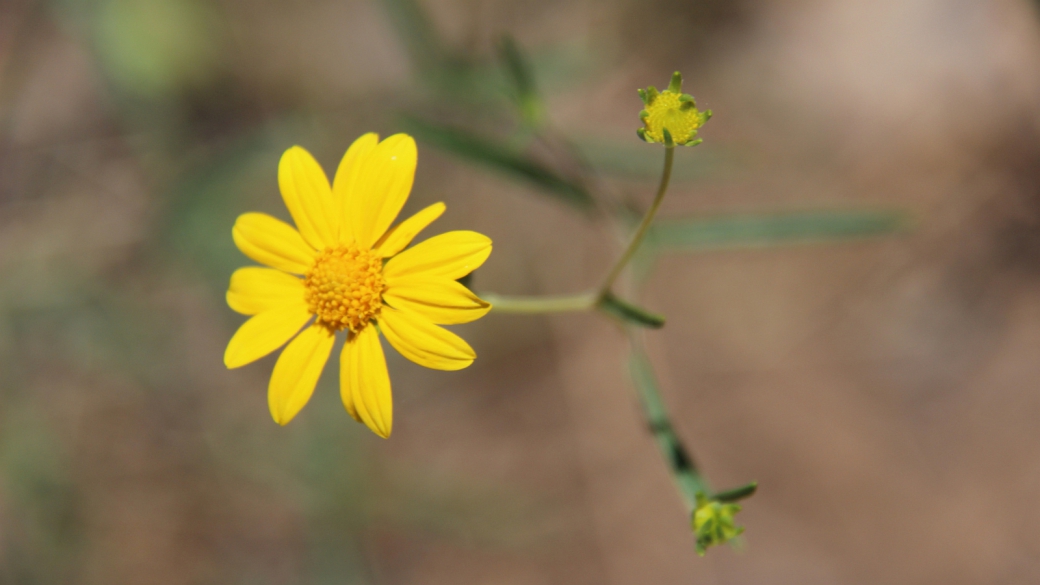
[713,482,758,503]
[683,138,703,147]
[645,86,659,104]
[668,71,683,93]
[597,293,665,328]
[636,128,648,142]
[638,109,649,121]
[662,127,674,147]
[701,110,713,123]
[637,88,649,104]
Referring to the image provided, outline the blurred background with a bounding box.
[3,0,1040,583]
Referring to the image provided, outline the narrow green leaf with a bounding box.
[402,116,594,211]
[713,482,758,503]
[597,293,665,328]
[648,209,912,251]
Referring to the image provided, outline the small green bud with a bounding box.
[692,493,745,556]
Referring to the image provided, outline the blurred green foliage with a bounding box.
[0,406,81,583]
[402,116,594,211]
[646,209,912,252]
[91,0,224,96]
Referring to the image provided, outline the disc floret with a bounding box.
[305,244,387,333]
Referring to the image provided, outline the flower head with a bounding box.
[692,493,745,555]
[637,72,711,147]
[224,133,492,438]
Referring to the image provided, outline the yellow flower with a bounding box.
[224,133,492,438]
[637,71,711,146]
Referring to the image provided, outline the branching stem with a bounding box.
[481,145,676,315]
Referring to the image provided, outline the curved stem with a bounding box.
[598,145,675,298]
[482,292,596,314]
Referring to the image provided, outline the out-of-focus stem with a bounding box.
[598,145,675,298]
[630,346,708,511]
[482,292,596,314]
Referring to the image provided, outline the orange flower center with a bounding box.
[304,245,386,333]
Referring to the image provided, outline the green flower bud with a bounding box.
[692,493,744,555]
[636,72,711,146]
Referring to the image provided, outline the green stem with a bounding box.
[477,145,675,316]
[598,145,675,298]
[630,347,708,511]
[481,292,596,314]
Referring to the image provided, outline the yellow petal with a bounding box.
[278,146,336,249]
[226,267,305,315]
[232,212,317,274]
[224,302,312,369]
[383,230,491,281]
[339,353,361,424]
[348,349,368,430]
[341,326,393,438]
[374,202,445,257]
[268,324,335,425]
[348,134,417,248]
[332,133,379,245]
[378,306,475,371]
[383,277,490,324]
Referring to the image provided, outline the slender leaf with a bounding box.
[648,209,912,251]
[597,293,665,328]
[713,482,758,503]
[402,116,594,211]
